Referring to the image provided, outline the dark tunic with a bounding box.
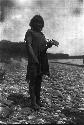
[25,29,49,80]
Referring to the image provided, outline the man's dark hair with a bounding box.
[29,15,44,31]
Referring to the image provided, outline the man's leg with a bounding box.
[29,78,39,110]
[35,75,44,107]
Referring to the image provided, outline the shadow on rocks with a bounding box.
[61,107,84,124]
[7,93,31,108]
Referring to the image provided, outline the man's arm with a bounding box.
[25,31,39,64]
[27,44,39,64]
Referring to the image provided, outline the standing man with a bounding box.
[24,15,59,111]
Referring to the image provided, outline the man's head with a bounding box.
[29,15,44,32]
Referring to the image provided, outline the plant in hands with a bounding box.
[46,39,59,48]
[51,39,59,47]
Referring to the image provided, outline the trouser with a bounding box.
[29,75,42,106]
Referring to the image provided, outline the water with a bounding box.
[49,59,84,65]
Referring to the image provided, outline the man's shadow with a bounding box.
[7,93,31,108]
[0,94,31,119]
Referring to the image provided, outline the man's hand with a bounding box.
[47,41,53,48]
[34,58,39,65]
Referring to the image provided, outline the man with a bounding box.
[24,15,59,111]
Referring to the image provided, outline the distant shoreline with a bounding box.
[49,59,84,67]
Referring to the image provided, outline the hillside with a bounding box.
[0,40,27,57]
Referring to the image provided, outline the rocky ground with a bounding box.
[0,58,84,124]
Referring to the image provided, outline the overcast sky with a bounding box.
[0,0,84,55]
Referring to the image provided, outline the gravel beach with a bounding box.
[0,59,84,124]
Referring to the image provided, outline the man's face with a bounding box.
[35,23,43,32]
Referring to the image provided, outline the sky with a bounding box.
[0,0,84,55]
